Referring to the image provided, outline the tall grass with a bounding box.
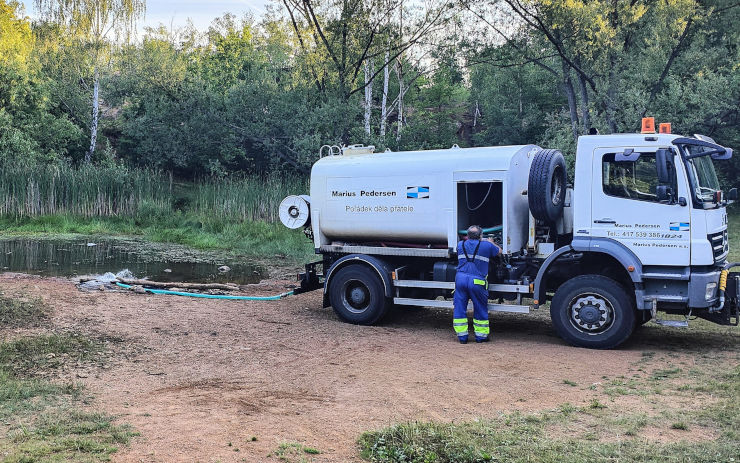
[0,162,308,224]
[189,175,308,223]
[0,162,172,218]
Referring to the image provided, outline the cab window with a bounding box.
[602,153,676,203]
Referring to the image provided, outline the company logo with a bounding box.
[406,186,430,199]
[669,222,690,231]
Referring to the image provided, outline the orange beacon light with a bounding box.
[641,117,656,134]
[659,122,672,134]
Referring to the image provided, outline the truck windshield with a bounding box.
[682,145,721,204]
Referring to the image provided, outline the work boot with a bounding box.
[475,336,490,343]
[458,336,468,344]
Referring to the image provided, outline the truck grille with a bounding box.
[708,230,729,262]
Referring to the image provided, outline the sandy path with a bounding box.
[1,274,673,462]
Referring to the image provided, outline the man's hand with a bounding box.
[484,237,501,253]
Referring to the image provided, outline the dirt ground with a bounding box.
[0,273,727,462]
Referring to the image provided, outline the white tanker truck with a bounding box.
[280,122,740,348]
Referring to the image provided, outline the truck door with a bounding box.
[590,147,691,266]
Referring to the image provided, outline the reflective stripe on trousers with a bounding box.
[453,317,469,337]
[453,274,489,339]
[473,318,490,336]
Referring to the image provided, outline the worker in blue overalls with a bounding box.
[453,225,500,344]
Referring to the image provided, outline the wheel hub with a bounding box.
[570,295,613,333]
[349,287,367,305]
[342,279,371,313]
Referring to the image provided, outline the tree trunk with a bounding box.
[363,58,373,136]
[605,63,617,133]
[578,72,590,132]
[561,60,579,143]
[396,59,404,141]
[86,67,100,164]
[605,1,619,134]
[380,50,389,137]
[396,1,403,142]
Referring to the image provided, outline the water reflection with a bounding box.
[0,238,266,284]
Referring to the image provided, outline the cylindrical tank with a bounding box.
[307,145,542,253]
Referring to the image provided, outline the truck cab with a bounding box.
[281,128,739,349]
[534,132,737,347]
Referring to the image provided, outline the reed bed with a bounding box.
[190,175,308,223]
[0,163,172,218]
[0,162,307,224]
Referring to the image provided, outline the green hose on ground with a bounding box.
[115,282,294,300]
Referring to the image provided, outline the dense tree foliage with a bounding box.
[0,0,738,181]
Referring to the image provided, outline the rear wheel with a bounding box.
[550,275,636,349]
[328,264,390,325]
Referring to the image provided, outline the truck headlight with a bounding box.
[705,282,718,301]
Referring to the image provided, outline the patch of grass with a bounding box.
[272,441,321,462]
[562,379,577,387]
[359,413,737,463]
[0,333,103,377]
[650,367,681,380]
[0,292,50,327]
[0,328,134,461]
[588,399,607,409]
[671,422,688,430]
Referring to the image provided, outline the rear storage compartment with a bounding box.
[456,181,503,243]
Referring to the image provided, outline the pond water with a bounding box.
[0,237,267,285]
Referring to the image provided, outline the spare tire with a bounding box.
[528,149,567,223]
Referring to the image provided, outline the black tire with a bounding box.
[528,149,567,223]
[328,264,390,325]
[550,275,636,349]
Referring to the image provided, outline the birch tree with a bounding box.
[379,49,389,137]
[34,0,146,163]
[282,0,449,103]
[363,58,373,135]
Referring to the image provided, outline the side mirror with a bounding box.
[729,188,738,201]
[656,148,673,184]
[656,185,674,203]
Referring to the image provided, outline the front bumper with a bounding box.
[695,263,740,326]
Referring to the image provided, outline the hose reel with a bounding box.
[279,195,311,229]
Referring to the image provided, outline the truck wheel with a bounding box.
[328,264,390,325]
[528,149,567,223]
[550,275,635,349]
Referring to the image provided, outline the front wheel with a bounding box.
[550,275,636,349]
[328,264,390,325]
